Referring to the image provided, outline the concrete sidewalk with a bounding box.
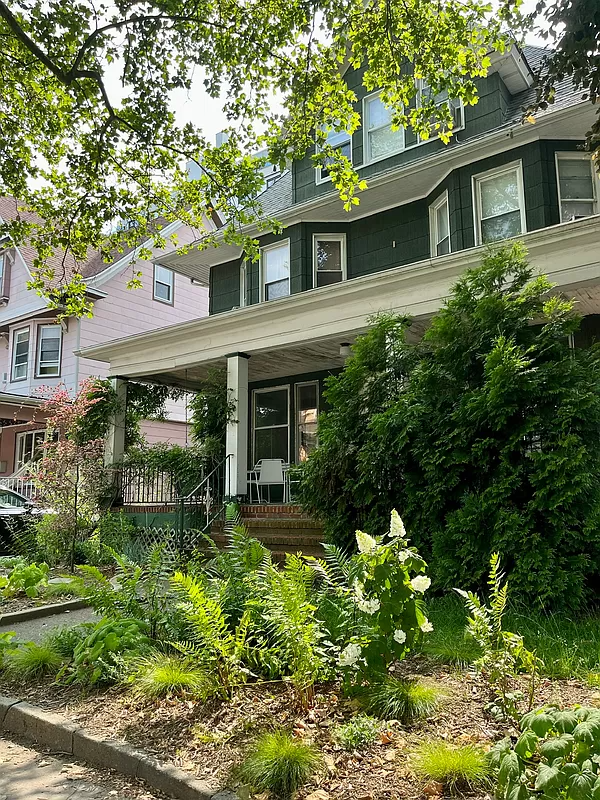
[0,735,164,799]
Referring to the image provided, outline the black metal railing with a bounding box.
[115,463,184,505]
[176,454,232,553]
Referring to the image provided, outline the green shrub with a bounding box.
[299,246,600,611]
[364,676,442,723]
[0,561,49,598]
[490,705,600,800]
[44,625,93,660]
[413,741,490,792]
[69,617,150,685]
[239,731,321,799]
[0,556,25,570]
[127,652,212,699]
[4,642,64,679]
[0,631,18,668]
[333,715,380,750]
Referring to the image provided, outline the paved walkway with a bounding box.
[0,735,164,799]
[0,608,98,644]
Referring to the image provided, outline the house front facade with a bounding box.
[0,198,212,477]
[79,44,600,500]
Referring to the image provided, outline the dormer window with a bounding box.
[364,91,404,164]
[416,80,464,141]
[316,129,352,183]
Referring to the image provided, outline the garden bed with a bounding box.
[2,659,597,800]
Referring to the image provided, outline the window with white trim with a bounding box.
[364,92,404,164]
[253,386,290,463]
[473,163,526,245]
[153,264,174,303]
[556,153,599,222]
[416,79,464,141]
[261,241,290,301]
[317,129,352,182]
[36,325,62,377]
[313,234,346,287]
[15,430,46,470]
[11,327,30,381]
[429,192,451,256]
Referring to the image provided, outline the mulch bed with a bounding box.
[0,592,80,615]
[2,659,599,800]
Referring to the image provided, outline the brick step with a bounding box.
[211,532,323,547]
[213,520,323,533]
[240,505,312,519]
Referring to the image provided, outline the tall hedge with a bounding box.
[300,244,600,609]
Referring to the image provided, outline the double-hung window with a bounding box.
[295,382,319,462]
[153,264,174,304]
[556,153,599,222]
[253,386,290,463]
[364,91,404,163]
[317,129,352,182]
[473,163,526,245]
[36,325,62,377]
[15,430,46,470]
[429,192,451,256]
[313,234,346,287]
[11,327,30,381]
[261,240,290,301]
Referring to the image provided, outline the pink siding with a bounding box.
[139,419,191,447]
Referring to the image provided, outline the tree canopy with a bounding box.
[0,0,597,314]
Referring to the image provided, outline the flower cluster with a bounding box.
[337,510,434,684]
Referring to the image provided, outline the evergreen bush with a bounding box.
[300,244,600,609]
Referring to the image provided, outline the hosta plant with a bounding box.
[490,705,600,800]
[68,617,151,685]
[336,510,433,684]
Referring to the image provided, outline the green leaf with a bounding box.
[506,781,533,800]
[535,763,563,792]
[529,713,556,738]
[515,729,539,759]
[573,719,600,746]
[539,734,574,761]
[566,770,596,800]
[554,711,579,734]
[499,751,523,785]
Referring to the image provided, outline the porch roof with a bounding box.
[77,215,600,388]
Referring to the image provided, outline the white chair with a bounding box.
[249,458,287,503]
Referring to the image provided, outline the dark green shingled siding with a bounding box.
[210,259,240,314]
[293,69,512,205]
[210,140,587,315]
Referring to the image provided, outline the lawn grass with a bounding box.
[425,595,600,680]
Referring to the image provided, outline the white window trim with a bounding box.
[416,79,465,145]
[315,130,353,185]
[472,161,527,247]
[312,233,347,288]
[239,260,247,308]
[153,264,175,304]
[295,381,319,462]
[260,239,291,303]
[11,326,30,382]
[15,429,46,470]
[555,151,600,223]
[362,90,405,167]
[429,190,451,257]
[35,324,62,378]
[359,84,465,170]
[252,384,291,466]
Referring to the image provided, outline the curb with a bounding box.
[0,695,235,800]
[0,599,89,626]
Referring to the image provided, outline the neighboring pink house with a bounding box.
[0,197,212,476]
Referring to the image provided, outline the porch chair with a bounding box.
[248,458,288,504]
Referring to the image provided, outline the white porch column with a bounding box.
[225,353,250,499]
[104,377,127,466]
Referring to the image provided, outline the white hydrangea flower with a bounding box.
[420,619,434,633]
[398,549,411,563]
[356,530,377,554]
[339,642,362,667]
[393,629,407,644]
[357,597,381,614]
[410,575,431,593]
[352,580,364,601]
[389,510,406,539]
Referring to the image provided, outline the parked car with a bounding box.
[0,487,43,555]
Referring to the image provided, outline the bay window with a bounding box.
[556,153,599,222]
[261,240,290,301]
[473,163,526,245]
[36,324,62,377]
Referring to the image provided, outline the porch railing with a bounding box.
[0,475,37,499]
[114,463,183,505]
[176,454,232,552]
